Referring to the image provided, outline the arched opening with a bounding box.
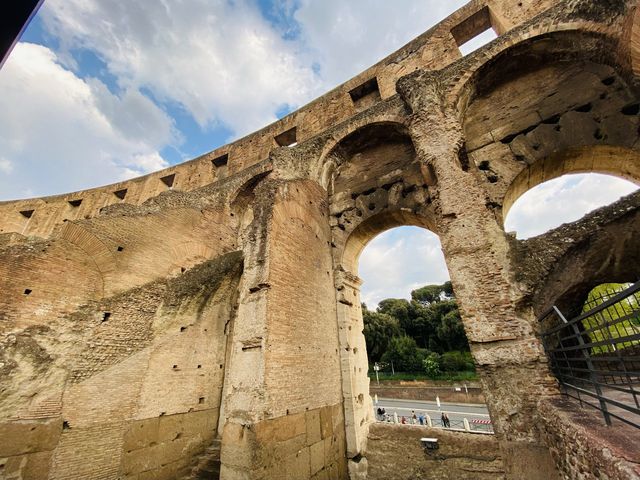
[539,281,640,429]
[504,172,639,239]
[346,222,491,433]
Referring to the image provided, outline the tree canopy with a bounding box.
[363,282,471,372]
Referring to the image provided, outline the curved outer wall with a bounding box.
[1,1,639,480]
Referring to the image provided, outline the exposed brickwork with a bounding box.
[0,1,638,479]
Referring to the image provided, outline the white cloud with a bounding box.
[505,173,639,239]
[0,42,173,199]
[0,158,12,174]
[39,0,322,137]
[294,0,468,86]
[359,226,450,308]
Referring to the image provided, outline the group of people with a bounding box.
[375,407,451,428]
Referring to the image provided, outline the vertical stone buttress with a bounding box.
[398,72,560,479]
[220,178,347,479]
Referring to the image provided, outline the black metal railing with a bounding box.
[538,281,640,429]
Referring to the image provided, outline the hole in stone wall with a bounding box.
[199,397,205,404]
[180,326,187,332]
[212,153,229,168]
[63,421,70,430]
[180,267,186,273]
[575,103,592,113]
[68,199,82,207]
[197,365,202,369]
[117,246,124,252]
[478,161,490,171]
[24,289,32,295]
[19,209,34,218]
[274,127,297,147]
[102,312,111,322]
[172,365,178,369]
[622,103,640,116]
[451,6,499,56]
[160,174,176,188]
[457,145,470,171]
[113,188,127,200]
[349,77,381,104]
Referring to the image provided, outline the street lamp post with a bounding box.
[374,362,380,386]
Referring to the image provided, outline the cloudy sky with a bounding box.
[1,0,637,306]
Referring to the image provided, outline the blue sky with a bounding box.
[1,0,637,306]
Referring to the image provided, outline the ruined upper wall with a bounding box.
[0,0,557,238]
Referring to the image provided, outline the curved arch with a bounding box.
[165,240,218,277]
[56,222,118,297]
[451,27,624,118]
[503,146,640,223]
[341,209,436,275]
[315,117,412,183]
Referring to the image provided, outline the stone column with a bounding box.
[334,269,371,479]
[220,178,347,479]
[398,71,560,479]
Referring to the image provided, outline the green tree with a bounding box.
[422,352,441,378]
[363,305,402,362]
[437,308,468,351]
[381,336,425,372]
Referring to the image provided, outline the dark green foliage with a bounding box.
[440,351,475,372]
[380,336,425,372]
[363,282,474,374]
[362,304,402,362]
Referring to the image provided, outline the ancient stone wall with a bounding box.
[0,0,639,479]
[366,422,506,480]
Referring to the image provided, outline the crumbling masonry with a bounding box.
[1,0,640,479]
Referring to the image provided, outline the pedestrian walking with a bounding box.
[441,412,450,428]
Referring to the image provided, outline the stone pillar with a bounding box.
[398,71,560,479]
[334,269,371,479]
[220,178,347,479]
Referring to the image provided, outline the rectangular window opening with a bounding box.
[349,77,380,104]
[451,6,499,56]
[68,199,82,207]
[274,127,297,147]
[212,153,229,168]
[19,209,34,219]
[113,189,127,200]
[160,173,176,188]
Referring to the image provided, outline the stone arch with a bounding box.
[458,28,640,222]
[324,121,436,266]
[341,209,436,275]
[503,145,640,223]
[452,28,626,116]
[315,116,412,188]
[165,241,218,277]
[56,222,118,297]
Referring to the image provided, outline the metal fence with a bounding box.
[538,281,640,429]
[376,412,494,434]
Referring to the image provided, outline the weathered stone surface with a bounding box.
[366,423,505,480]
[0,0,638,478]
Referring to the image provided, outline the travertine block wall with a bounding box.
[1,0,639,479]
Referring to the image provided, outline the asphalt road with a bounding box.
[373,397,492,432]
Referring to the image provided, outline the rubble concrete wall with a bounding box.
[0,1,639,479]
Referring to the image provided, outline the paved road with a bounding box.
[373,397,492,432]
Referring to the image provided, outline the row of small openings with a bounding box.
[450,5,499,56]
[18,189,128,220]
